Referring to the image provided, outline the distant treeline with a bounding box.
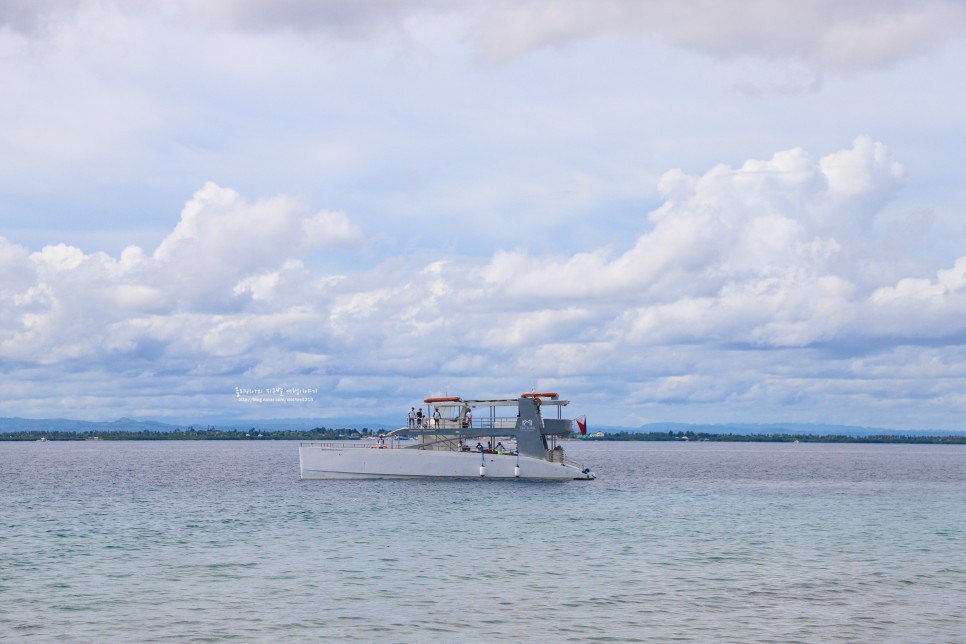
[586,431,966,444]
[1,427,364,441]
[3,428,964,443]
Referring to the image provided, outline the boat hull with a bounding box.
[299,444,592,480]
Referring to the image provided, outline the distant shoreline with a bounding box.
[4,428,964,444]
[586,431,966,445]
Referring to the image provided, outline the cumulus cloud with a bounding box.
[868,256,966,337]
[483,137,903,330]
[1,139,964,426]
[470,0,966,72]
[5,0,963,75]
[3,0,965,429]
[152,182,361,308]
[0,182,361,372]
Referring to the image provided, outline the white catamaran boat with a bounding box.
[299,393,596,480]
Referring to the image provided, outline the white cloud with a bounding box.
[154,182,346,267]
[150,182,361,309]
[1,0,965,430]
[7,0,964,74]
[0,182,361,372]
[7,138,958,425]
[867,256,966,339]
[483,137,901,328]
[470,0,966,72]
[0,237,35,299]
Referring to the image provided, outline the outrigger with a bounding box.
[299,393,596,480]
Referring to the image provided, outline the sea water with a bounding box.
[1,440,963,642]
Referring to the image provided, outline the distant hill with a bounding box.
[0,416,396,434]
[0,417,181,434]
[632,422,966,438]
[2,417,962,437]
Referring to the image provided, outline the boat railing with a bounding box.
[408,417,519,432]
[548,448,589,472]
[301,441,342,449]
[479,417,519,431]
[300,440,403,450]
[422,416,519,431]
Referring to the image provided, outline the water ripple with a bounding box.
[1,441,963,641]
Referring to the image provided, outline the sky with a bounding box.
[2,0,966,429]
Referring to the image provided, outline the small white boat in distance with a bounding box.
[299,393,596,480]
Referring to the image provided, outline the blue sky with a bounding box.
[2,0,966,428]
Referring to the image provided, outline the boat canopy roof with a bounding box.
[423,396,568,407]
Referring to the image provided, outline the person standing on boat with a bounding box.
[416,408,424,428]
[433,408,440,428]
[465,408,472,428]
[475,442,483,452]
[408,407,416,429]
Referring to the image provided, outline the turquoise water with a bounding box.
[2,441,964,642]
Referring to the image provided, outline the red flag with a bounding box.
[576,415,587,435]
